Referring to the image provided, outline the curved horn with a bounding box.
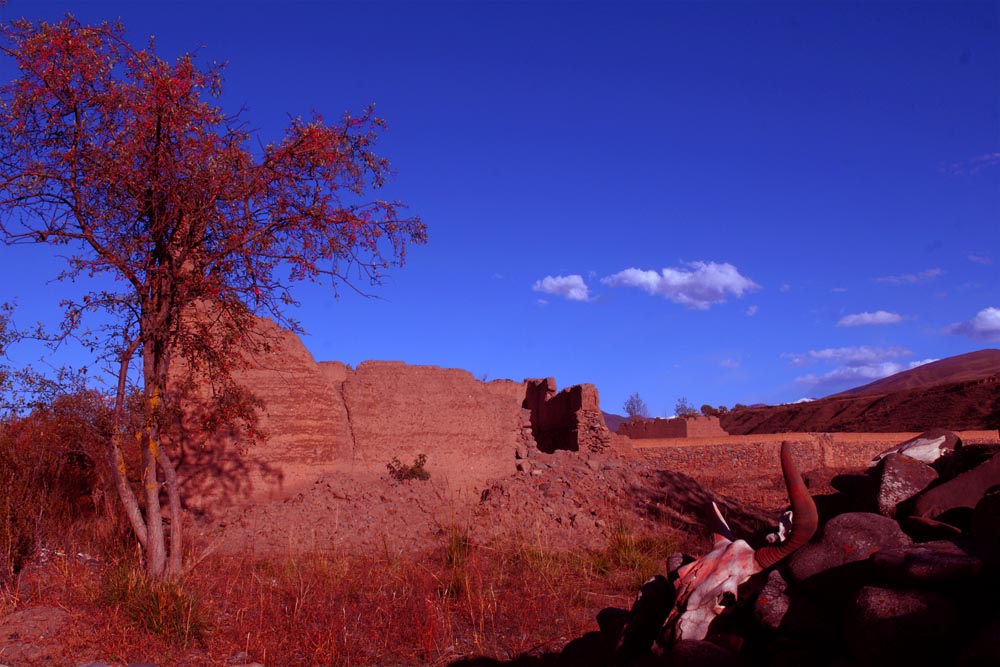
[754,441,818,569]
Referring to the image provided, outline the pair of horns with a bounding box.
[754,440,819,569]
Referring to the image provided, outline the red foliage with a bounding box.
[0,14,426,578]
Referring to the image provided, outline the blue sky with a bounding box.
[1,1,998,415]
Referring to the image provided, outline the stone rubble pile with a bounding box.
[602,429,1000,666]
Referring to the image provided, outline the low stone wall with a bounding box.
[617,415,728,439]
[633,430,1000,478]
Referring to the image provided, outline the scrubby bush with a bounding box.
[387,453,431,482]
[0,390,124,587]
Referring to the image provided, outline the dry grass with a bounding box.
[0,394,692,666]
[1,520,684,667]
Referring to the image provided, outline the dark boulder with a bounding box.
[752,569,826,637]
[873,453,938,518]
[971,487,1000,568]
[868,540,983,586]
[786,512,911,589]
[901,452,1000,531]
[844,586,963,667]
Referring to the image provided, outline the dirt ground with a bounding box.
[5,429,997,666]
[193,430,997,557]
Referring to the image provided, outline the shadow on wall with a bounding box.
[166,400,284,515]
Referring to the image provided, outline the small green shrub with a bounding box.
[387,453,431,482]
[98,561,210,647]
[593,524,678,588]
[440,526,472,599]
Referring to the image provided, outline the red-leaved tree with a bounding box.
[0,15,426,578]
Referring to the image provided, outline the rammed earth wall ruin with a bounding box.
[173,318,613,507]
[617,415,729,439]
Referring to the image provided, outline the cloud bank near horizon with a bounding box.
[784,345,936,394]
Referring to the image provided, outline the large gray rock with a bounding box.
[870,428,961,466]
[752,569,826,637]
[786,512,911,588]
[874,454,938,518]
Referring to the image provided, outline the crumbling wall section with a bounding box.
[523,378,612,453]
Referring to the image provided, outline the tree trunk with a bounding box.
[142,346,168,579]
[109,341,150,554]
[141,431,166,578]
[159,447,183,578]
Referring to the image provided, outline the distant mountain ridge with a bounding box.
[722,348,1000,434]
[829,349,1000,398]
[602,411,627,433]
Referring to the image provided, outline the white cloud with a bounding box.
[945,307,1000,342]
[947,152,1000,175]
[746,305,759,316]
[795,361,906,388]
[601,261,759,310]
[875,268,943,285]
[837,310,903,327]
[531,274,590,302]
[783,345,911,368]
[719,358,740,369]
[783,345,943,395]
[780,284,792,293]
[969,254,993,266]
[786,345,927,394]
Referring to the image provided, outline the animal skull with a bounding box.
[661,441,818,645]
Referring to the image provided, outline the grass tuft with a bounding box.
[98,562,210,648]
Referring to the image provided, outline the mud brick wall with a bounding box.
[175,319,533,506]
[343,361,526,490]
[618,415,729,439]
